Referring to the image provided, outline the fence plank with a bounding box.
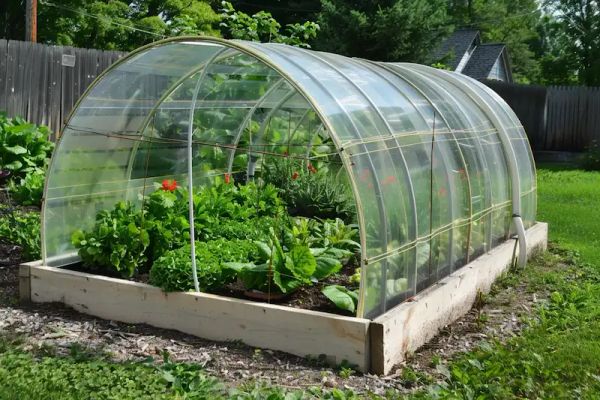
[0,39,125,134]
[487,81,600,152]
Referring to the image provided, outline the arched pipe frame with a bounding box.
[43,36,374,318]
[42,36,534,320]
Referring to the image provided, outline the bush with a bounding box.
[8,169,45,206]
[71,202,150,278]
[579,139,600,170]
[0,206,41,260]
[0,113,54,179]
[149,239,260,292]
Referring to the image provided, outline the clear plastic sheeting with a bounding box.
[42,37,537,319]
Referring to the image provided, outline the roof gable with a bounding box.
[431,29,480,69]
[462,44,511,81]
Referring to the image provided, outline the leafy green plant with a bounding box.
[8,169,45,206]
[194,179,284,235]
[149,239,259,292]
[225,228,319,294]
[143,185,190,260]
[71,201,150,278]
[262,157,356,222]
[219,1,319,47]
[158,353,224,399]
[201,217,273,241]
[322,285,358,313]
[0,206,41,260]
[0,113,54,179]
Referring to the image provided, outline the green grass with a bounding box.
[537,168,600,266]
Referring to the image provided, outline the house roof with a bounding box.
[431,29,480,69]
[462,43,512,81]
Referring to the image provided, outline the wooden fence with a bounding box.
[0,39,125,138]
[484,80,600,152]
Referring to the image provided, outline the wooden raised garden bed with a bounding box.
[20,222,547,374]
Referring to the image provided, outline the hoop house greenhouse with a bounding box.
[24,37,546,373]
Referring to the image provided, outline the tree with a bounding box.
[543,0,600,86]
[35,0,221,51]
[227,0,321,27]
[218,1,319,47]
[316,0,453,63]
[448,0,543,84]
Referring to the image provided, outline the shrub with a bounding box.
[0,206,41,260]
[8,169,45,206]
[579,139,600,171]
[0,113,54,179]
[71,201,150,278]
[149,239,260,292]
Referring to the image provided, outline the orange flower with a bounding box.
[224,173,231,184]
[161,179,177,191]
[307,163,317,174]
[291,171,299,180]
[382,175,396,185]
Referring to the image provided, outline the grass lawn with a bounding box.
[1,167,599,399]
[537,167,600,266]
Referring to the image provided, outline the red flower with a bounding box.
[382,175,396,185]
[438,187,448,197]
[161,179,177,191]
[291,171,299,180]
[307,163,317,174]
[224,173,231,184]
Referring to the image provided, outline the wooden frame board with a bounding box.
[21,261,371,370]
[21,223,548,374]
[370,222,548,374]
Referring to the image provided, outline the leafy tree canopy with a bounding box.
[539,0,600,86]
[218,1,319,47]
[316,0,452,63]
[34,0,220,50]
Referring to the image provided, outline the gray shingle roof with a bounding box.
[431,29,480,69]
[461,44,506,80]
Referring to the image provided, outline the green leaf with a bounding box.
[4,160,22,170]
[254,241,272,261]
[222,262,255,272]
[4,145,27,155]
[285,245,316,280]
[273,269,303,294]
[322,285,358,313]
[313,256,342,280]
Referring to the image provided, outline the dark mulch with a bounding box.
[64,255,360,316]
